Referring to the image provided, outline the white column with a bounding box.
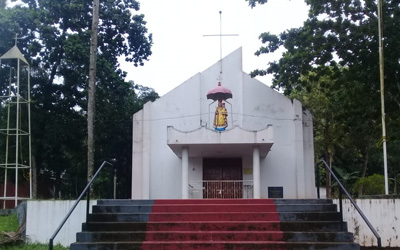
[182,147,189,199]
[142,103,151,199]
[253,146,261,199]
[132,111,144,199]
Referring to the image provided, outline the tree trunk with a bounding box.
[323,122,332,199]
[357,143,370,197]
[325,153,333,199]
[87,0,99,184]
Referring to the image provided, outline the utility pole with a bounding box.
[87,0,99,184]
[377,0,389,195]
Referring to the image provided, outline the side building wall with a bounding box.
[241,74,315,198]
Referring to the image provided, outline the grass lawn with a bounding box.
[0,213,19,234]
[0,213,69,250]
[0,243,69,250]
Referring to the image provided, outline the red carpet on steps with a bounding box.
[141,199,285,250]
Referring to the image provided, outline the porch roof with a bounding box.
[167,126,274,158]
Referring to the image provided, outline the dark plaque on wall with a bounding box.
[268,186,283,198]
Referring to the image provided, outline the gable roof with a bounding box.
[0,45,29,65]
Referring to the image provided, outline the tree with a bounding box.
[93,79,159,198]
[245,0,269,8]
[249,0,400,194]
[353,174,386,197]
[87,0,99,183]
[251,0,400,109]
[1,0,153,198]
[290,69,348,197]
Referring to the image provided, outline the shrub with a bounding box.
[353,174,385,196]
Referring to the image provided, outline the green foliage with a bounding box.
[1,243,68,250]
[334,167,359,187]
[329,166,360,197]
[0,213,19,245]
[252,0,400,101]
[245,0,268,8]
[0,0,155,199]
[250,0,400,194]
[0,214,19,233]
[353,174,386,196]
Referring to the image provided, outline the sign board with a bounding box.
[268,186,283,198]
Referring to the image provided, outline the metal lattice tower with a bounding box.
[0,44,32,208]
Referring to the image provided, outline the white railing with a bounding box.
[189,180,253,199]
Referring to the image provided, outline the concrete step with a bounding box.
[87,211,340,222]
[71,199,359,250]
[82,221,346,232]
[97,199,155,205]
[76,231,354,242]
[92,205,154,213]
[274,199,333,204]
[276,204,338,212]
[88,211,280,222]
[279,211,341,221]
[93,203,337,213]
[93,204,281,213]
[70,241,360,250]
[97,199,276,205]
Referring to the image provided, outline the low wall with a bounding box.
[25,199,399,247]
[26,200,97,247]
[333,199,400,248]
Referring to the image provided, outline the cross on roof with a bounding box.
[14,33,22,46]
[203,11,239,76]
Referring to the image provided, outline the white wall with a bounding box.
[333,199,400,247]
[149,74,202,199]
[302,109,315,198]
[132,47,315,199]
[241,73,311,198]
[26,200,96,247]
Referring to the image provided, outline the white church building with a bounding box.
[131,48,316,200]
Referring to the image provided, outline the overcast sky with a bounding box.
[122,0,309,96]
[8,0,309,96]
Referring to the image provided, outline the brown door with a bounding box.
[203,158,242,199]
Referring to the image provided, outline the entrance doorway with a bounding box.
[203,158,243,199]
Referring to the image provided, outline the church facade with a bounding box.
[131,48,316,199]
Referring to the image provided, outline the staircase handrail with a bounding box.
[315,159,381,249]
[48,161,113,250]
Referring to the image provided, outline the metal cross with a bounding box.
[203,11,238,75]
[14,33,22,46]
